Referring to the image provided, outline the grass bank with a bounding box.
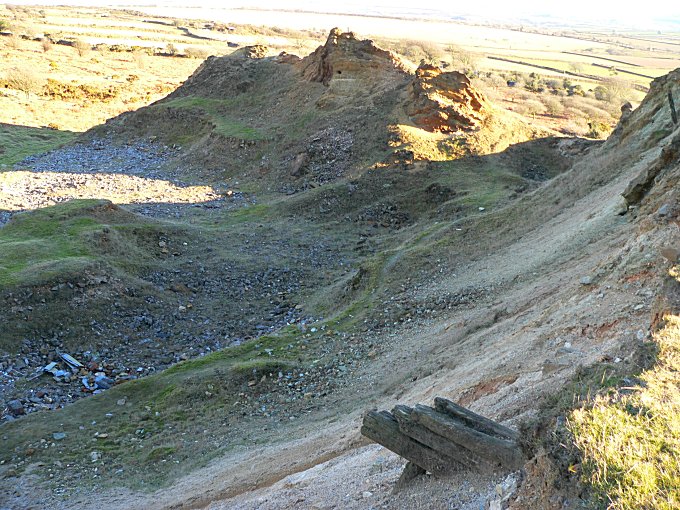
[570,269,680,509]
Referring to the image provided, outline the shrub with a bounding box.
[0,19,9,32]
[585,120,611,139]
[4,66,43,98]
[41,37,52,52]
[542,97,564,117]
[563,106,585,121]
[5,34,20,49]
[388,39,443,66]
[544,79,562,91]
[524,72,545,93]
[593,85,610,101]
[184,46,209,59]
[445,44,478,73]
[561,118,588,136]
[602,77,633,103]
[73,38,90,57]
[165,43,178,56]
[514,99,545,118]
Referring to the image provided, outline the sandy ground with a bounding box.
[0,171,220,211]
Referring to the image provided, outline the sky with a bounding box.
[5,0,680,29]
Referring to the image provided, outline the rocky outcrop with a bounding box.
[623,129,680,207]
[300,28,408,86]
[609,68,680,208]
[232,44,268,59]
[300,31,490,134]
[406,64,489,133]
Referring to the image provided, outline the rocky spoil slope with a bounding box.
[4,32,678,510]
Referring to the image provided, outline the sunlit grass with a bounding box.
[570,296,680,510]
[157,95,265,140]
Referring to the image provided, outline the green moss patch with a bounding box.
[155,95,265,141]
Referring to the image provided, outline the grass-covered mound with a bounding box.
[0,199,158,288]
[0,123,75,166]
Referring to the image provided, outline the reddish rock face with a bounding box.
[300,28,408,85]
[241,45,268,59]
[299,30,490,134]
[406,64,489,133]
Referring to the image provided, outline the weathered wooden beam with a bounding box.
[411,404,525,470]
[392,405,480,470]
[361,410,453,475]
[433,397,519,442]
[361,399,526,480]
[395,461,426,490]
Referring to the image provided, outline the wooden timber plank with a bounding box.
[411,405,525,470]
[433,397,519,441]
[361,410,454,474]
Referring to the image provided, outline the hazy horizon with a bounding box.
[4,0,680,30]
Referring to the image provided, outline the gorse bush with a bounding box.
[542,96,563,117]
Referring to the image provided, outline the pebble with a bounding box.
[7,400,25,416]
